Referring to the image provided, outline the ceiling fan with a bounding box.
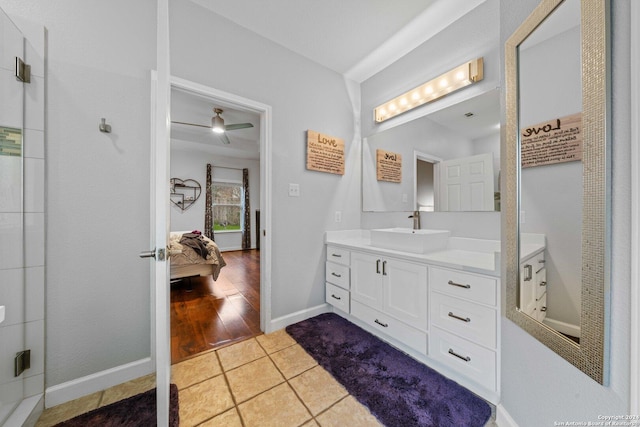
[171,108,254,144]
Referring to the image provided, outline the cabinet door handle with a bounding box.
[374,319,388,328]
[448,348,471,362]
[447,280,471,289]
[331,272,342,278]
[382,260,387,276]
[448,311,471,323]
[376,259,381,274]
[524,264,533,281]
[331,294,342,301]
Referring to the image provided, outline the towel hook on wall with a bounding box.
[99,118,112,133]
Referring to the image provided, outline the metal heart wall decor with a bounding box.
[170,178,201,211]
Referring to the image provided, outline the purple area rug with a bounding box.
[286,313,491,427]
[54,384,179,427]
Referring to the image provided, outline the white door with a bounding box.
[439,153,494,211]
[150,1,171,425]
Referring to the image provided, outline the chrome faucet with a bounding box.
[408,211,421,230]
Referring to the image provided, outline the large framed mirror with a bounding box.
[504,0,610,383]
[363,89,501,213]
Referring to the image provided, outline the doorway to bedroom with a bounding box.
[168,80,268,364]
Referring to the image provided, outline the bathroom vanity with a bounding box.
[324,229,501,404]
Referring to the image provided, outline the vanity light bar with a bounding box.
[374,57,484,123]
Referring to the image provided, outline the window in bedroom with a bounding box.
[212,181,243,231]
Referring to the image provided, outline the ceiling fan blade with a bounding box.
[225,123,254,131]
[219,133,231,145]
[171,121,210,129]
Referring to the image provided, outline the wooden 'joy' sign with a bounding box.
[376,149,402,183]
[306,130,345,175]
[521,112,582,168]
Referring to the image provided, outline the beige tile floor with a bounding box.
[35,329,496,427]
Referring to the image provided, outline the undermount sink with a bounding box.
[370,228,450,254]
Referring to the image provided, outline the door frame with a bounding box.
[169,76,273,333]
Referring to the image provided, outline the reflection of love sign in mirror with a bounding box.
[170,178,201,211]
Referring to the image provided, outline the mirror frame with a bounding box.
[504,0,611,384]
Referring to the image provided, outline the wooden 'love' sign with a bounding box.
[521,112,582,168]
[376,149,402,183]
[306,130,344,175]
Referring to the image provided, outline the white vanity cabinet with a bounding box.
[324,230,501,403]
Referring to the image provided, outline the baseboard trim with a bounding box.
[496,403,519,427]
[45,358,155,408]
[267,303,331,333]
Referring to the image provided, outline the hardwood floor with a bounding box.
[170,249,261,364]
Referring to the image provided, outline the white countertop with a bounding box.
[325,230,546,277]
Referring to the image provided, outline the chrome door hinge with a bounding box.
[15,57,31,83]
[15,349,31,377]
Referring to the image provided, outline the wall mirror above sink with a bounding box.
[504,0,610,384]
[362,89,501,213]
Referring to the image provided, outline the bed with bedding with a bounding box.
[169,231,226,280]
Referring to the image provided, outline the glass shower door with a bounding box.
[0,8,27,425]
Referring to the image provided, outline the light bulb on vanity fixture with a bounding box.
[374,57,484,123]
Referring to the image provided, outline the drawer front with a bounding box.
[430,327,497,391]
[326,262,350,290]
[429,267,497,306]
[535,267,547,299]
[326,246,350,266]
[326,283,350,313]
[351,300,427,355]
[430,292,497,348]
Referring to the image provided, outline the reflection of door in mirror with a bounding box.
[518,0,582,342]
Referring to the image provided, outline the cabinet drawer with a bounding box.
[326,262,349,290]
[326,246,350,266]
[351,300,427,354]
[326,283,350,313]
[430,292,497,348]
[429,267,497,306]
[535,267,547,300]
[430,326,497,391]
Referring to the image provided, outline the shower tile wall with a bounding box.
[0,12,46,423]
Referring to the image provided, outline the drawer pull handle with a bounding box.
[331,253,342,258]
[540,306,547,312]
[448,348,471,362]
[539,281,547,287]
[331,272,342,278]
[448,312,471,323]
[374,319,388,328]
[331,294,342,301]
[448,280,471,289]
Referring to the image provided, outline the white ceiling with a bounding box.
[171,0,490,157]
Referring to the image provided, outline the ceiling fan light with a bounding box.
[211,115,225,133]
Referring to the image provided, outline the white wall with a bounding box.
[360,0,502,240]
[169,0,361,320]
[499,0,631,424]
[170,146,260,251]
[0,0,156,389]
